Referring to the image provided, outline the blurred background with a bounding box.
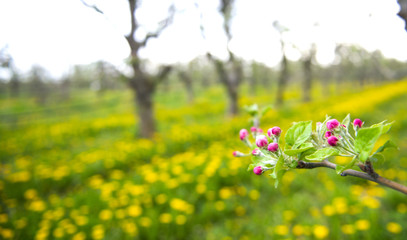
[1,0,407,239]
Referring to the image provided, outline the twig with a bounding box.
[297,160,407,195]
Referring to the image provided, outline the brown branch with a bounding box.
[297,160,407,195]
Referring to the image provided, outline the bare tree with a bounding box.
[83,0,174,138]
[398,0,407,30]
[301,43,316,102]
[273,21,289,107]
[207,0,243,116]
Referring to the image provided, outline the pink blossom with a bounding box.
[257,128,263,133]
[327,136,339,146]
[353,118,363,128]
[326,119,340,130]
[255,135,268,148]
[252,148,260,156]
[267,142,279,152]
[253,166,263,175]
[268,126,282,137]
[239,129,249,140]
[325,131,332,138]
[250,127,257,132]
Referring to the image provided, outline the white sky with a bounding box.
[0,0,406,79]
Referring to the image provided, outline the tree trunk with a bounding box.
[302,56,312,102]
[179,72,194,104]
[227,84,238,115]
[276,54,288,106]
[132,84,155,139]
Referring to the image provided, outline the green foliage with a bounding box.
[306,148,340,161]
[284,121,312,149]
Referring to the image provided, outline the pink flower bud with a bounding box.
[239,129,249,140]
[353,119,363,128]
[255,135,268,148]
[267,142,279,152]
[327,136,339,146]
[252,148,261,156]
[253,166,263,175]
[326,119,340,130]
[268,126,282,137]
[257,128,263,133]
[250,127,257,132]
[325,131,332,138]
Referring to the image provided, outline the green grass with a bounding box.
[0,80,407,239]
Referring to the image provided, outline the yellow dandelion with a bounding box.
[122,221,138,236]
[72,232,86,240]
[1,228,14,239]
[313,225,329,239]
[0,214,8,223]
[24,189,38,200]
[235,206,246,216]
[397,203,407,213]
[53,227,64,238]
[219,188,233,199]
[274,225,289,236]
[355,219,370,231]
[322,205,335,216]
[249,190,260,200]
[139,217,152,227]
[159,213,172,224]
[127,205,142,217]
[29,200,46,212]
[74,216,88,226]
[115,209,126,219]
[91,225,105,240]
[283,210,295,222]
[341,224,355,235]
[215,201,225,211]
[99,209,113,221]
[175,215,187,225]
[386,222,402,234]
[292,224,304,236]
[196,184,207,194]
[361,196,380,209]
[15,218,27,229]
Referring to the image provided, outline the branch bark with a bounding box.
[297,160,407,195]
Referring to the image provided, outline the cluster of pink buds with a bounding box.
[234,125,283,175]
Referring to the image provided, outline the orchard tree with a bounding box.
[273,21,289,107]
[83,0,174,138]
[207,0,243,116]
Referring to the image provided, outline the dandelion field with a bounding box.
[1,80,407,239]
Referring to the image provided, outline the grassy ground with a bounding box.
[0,80,407,239]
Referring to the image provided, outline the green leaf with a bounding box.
[370,153,385,163]
[284,142,314,156]
[305,148,340,161]
[284,121,312,149]
[371,121,393,134]
[270,155,285,188]
[244,104,259,116]
[354,126,383,162]
[341,114,351,129]
[374,140,398,154]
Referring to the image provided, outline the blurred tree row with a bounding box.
[1,0,407,139]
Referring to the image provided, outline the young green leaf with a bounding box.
[284,142,314,156]
[270,155,285,188]
[370,153,385,163]
[336,156,358,174]
[244,104,259,117]
[341,114,351,129]
[305,148,340,161]
[285,121,312,149]
[354,126,383,162]
[374,140,398,154]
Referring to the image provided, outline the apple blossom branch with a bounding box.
[296,160,407,195]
